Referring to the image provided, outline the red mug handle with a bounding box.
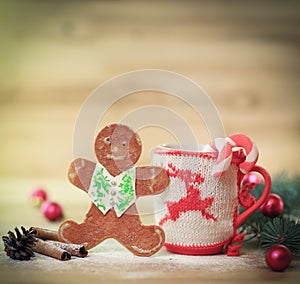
[236,165,271,227]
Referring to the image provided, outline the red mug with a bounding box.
[152,134,271,256]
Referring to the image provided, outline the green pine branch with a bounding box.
[260,217,300,254]
[238,172,300,254]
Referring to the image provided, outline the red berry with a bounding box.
[265,245,291,271]
[30,188,47,207]
[41,201,63,221]
[260,194,284,218]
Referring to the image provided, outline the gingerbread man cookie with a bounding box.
[58,124,169,256]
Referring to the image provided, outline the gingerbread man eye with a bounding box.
[121,141,127,147]
[104,137,111,145]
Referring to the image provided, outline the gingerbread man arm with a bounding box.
[135,166,169,196]
[68,158,96,192]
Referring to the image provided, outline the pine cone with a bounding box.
[2,227,37,260]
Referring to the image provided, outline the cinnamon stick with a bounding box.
[29,227,88,260]
[45,240,88,257]
[33,239,71,261]
[30,227,59,241]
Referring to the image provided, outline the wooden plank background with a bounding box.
[0,0,299,179]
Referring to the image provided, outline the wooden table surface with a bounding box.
[0,0,299,283]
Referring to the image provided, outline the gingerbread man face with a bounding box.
[94,124,142,176]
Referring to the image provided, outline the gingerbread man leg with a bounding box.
[58,203,108,249]
[59,204,165,256]
[112,213,165,257]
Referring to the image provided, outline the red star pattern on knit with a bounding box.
[159,163,217,225]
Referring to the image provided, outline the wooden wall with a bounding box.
[1,0,299,179]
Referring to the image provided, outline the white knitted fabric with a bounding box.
[152,146,239,248]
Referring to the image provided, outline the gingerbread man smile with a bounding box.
[106,153,127,161]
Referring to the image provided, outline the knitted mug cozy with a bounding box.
[152,135,271,256]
